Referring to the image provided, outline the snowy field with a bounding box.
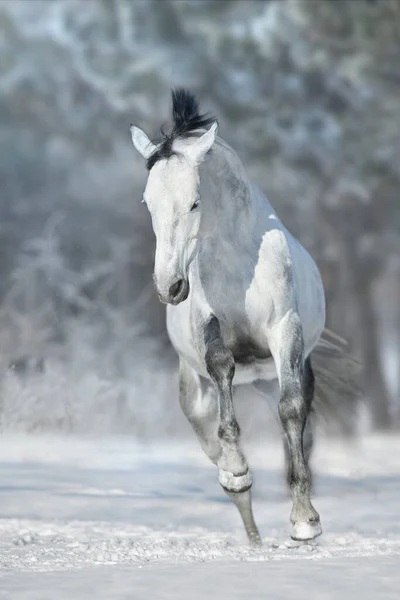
[0,433,399,598]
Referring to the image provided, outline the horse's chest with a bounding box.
[217,316,271,366]
[228,336,271,365]
[222,327,275,384]
[202,276,272,365]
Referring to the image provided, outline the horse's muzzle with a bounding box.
[157,278,190,305]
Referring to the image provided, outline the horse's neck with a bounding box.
[198,141,283,284]
[201,140,257,247]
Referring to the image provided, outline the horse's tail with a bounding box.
[311,328,363,435]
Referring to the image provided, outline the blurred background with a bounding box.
[0,0,398,438]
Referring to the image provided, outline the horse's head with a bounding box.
[131,95,217,305]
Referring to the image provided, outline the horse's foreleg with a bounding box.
[179,358,260,545]
[202,317,261,545]
[179,357,260,545]
[203,317,248,487]
[270,313,322,541]
[284,366,316,491]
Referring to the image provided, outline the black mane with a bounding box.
[146,88,216,171]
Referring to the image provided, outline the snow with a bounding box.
[0,433,399,598]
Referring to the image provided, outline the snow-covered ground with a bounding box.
[0,433,399,598]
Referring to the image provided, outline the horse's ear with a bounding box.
[187,122,218,165]
[130,126,157,159]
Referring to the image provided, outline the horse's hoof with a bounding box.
[291,519,322,541]
[248,532,262,547]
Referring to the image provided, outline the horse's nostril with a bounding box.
[169,279,184,299]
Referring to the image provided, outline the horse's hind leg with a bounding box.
[179,356,261,545]
[270,313,322,541]
[179,359,221,465]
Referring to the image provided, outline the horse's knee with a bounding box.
[205,341,235,386]
[204,315,235,385]
[218,418,240,443]
[278,385,307,428]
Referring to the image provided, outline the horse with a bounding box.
[130,88,358,545]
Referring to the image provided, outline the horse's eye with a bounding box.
[191,198,200,211]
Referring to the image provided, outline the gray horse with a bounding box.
[131,89,358,545]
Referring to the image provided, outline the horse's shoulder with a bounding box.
[257,224,293,277]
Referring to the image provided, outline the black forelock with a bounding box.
[146,88,216,171]
[171,88,216,136]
